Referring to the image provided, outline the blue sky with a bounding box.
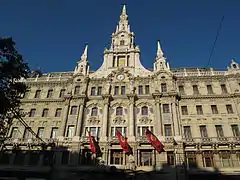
[1,0,240,73]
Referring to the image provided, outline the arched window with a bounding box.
[91,107,98,116]
[141,106,148,116]
[116,107,123,116]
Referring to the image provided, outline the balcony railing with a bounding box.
[182,136,240,144]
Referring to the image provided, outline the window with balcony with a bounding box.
[145,85,150,94]
[140,150,153,166]
[34,90,41,98]
[42,108,49,117]
[97,87,102,96]
[196,105,203,115]
[10,127,18,138]
[51,127,58,138]
[55,108,62,117]
[226,104,233,114]
[202,151,213,167]
[70,106,78,115]
[59,89,65,98]
[91,107,98,116]
[164,124,172,136]
[37,127,44,138]
[178,85,185,94]
[111,127,127,136]
[91,87,96,96]
[116,107,123,116]
[114,86,119,95]
[167,151,175,165]
[74,86,80,95]
[183,126,192,138]
[181,106,188,115]
[141,106,148,116]
[137,126,153,136]
[29,108,36,117]
[161,83,167,92]
[163,104,170,113]
[138,85,143,95]
[221,84,228,94]
[200,125,208,138]
[192,85,199,95]
[110,150,123,165]
[207,85,213,94]
[215,125,224,137]
[231,125,239,137]
[211,105,218,114]
[67,126,74,137]
[47,89,53,98]
[121,86,126,95]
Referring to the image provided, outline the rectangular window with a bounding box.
[97,87,102,95]
[138,85,143,95]
[29,109,36,117]
[137,126,153,136]
[163,104,170,113]
[42,108,49,117]
[55,108,62,117]
[145,85,150,94]
[161,83,167,92]
[192,85,199,95]
[211,105,218,114]
[51,127,58,138]
[167,151,175,165]
[231,125,239,137]
[47,89,53,98]
[140,150,153,166]
[121,86,126,95]
[91,87,96,96]
[183,126,192,138]
[202,152,213,167]
[200,125,208,138]
[34,90,41,98]
[90,127,97,136]
[226,104,233,114]
[164,124,172,136]
[74,86,80,95]
[114,86,119,95]
[207,85,213,94]
[70,106,78,115]
[110,150,123,165]
[215,125,224,137]
[37,127,44,138]
[10,127,18,138]
[178,86,185,94]
[111,127,127,137]
[186,152,197,168]
[196,105,203,115]
[59,89,65,98]
[23,128,31,139]
[181,106,188,115]
[221,84,228,94]
[220,151,231,167]
[67,126,74,137]
[23,90,30,99]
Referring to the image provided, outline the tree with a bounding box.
[0,37,30,136]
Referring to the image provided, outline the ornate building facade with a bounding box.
[1,4,240,180]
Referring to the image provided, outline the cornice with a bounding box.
[21,98,64,104]
[180,94,235,100]
[175,75,227,81]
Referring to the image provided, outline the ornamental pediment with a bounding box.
[138,117,152,124]
[112,116,126,125]
[87,117,100,125]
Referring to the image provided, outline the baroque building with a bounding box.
[1,4,240,180]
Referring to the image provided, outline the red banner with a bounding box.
[88,131,97,154]
[146,129,164,153]
[116,130,132,154]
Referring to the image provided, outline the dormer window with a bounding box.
[120,40,125,45]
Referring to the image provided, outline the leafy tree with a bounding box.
[0,37,30,136]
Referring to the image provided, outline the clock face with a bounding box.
[117,74,125,81]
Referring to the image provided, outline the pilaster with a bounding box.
[127,94,137,140]
[153,93,162,136]
[75,97,86,137]
[101,94,111,140]
[59,95,71,137]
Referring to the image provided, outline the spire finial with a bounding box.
[81,44,88,61]
[157,40,164,57]
[122,4,127,15]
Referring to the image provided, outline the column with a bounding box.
[60,99,71,137]
[102,95,110,138]
[172,102,180,136]
[128,94,136,137]
[75,100,85,136]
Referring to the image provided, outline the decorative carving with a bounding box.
[113,116,126,125]
[87,117,100,125]
[138,117,152,124]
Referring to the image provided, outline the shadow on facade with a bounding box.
[0,147,240,180]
